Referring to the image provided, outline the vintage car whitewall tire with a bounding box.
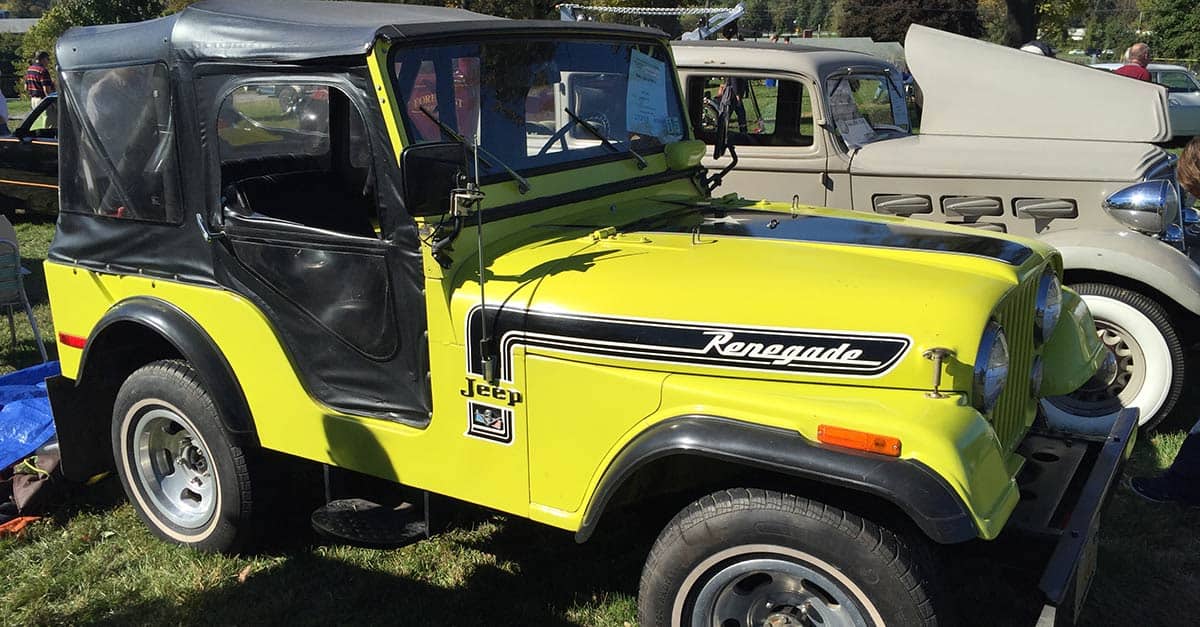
[638,488,942,627]
[112,359,255,553]
[1042,283,1184,433]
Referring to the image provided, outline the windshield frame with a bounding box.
[386,34,689,184]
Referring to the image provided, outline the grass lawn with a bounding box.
[1,221,1198,625]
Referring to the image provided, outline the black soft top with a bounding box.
[57,0,665,70]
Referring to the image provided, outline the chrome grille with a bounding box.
[990,272,1039,453]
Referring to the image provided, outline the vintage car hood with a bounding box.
[470,205,1045,393]
[906,24,1172,142]
[850,134,1166,182]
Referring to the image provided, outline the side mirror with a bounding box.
[401,142,467,217]
[712,94,731,160]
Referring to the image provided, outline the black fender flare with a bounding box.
[78,296,255,436]
[575,416,978,545]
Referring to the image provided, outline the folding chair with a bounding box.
[0,230,47,362]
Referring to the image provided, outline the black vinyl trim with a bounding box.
[79,297,255,436]
[574,415,978,544]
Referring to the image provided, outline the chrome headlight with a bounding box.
[974,321,1009,414]
[1103,179,1179,235]
[1034,269,1062,345]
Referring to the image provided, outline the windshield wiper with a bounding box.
[563,107,647,170]
[418,106,531,194]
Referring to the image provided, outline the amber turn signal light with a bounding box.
[817,424,902,457]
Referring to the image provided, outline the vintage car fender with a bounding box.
[1041,288,1106,397]
[1039,228,1200,315]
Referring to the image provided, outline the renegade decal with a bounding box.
[466,401,513,444]
[466,306,911,382]
[629,209,1034,266]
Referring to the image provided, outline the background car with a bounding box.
[0,94,57,217]
[1093,62,1200,139]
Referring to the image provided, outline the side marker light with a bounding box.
[58,333,86,349]
[817,424,902,457]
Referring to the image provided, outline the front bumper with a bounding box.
[1018,407,1138,625]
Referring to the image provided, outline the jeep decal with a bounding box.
[466,306,911,382]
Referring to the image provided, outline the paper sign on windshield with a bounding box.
[627,49,676,141]
[828,80,876,148]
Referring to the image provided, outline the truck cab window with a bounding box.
[687,75,814,147]
[217,83,379,238]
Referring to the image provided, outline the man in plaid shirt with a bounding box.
[25,51,54,109]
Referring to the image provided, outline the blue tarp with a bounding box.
[0,361,60,470]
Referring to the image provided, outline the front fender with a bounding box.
[1041,287,1105,397]
[1041,228,1200,314]
[574,415,979,545]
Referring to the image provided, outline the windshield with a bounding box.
[825,72,910,149]
[391,38,685,180]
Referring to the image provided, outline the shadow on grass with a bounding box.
[43,498,648,626]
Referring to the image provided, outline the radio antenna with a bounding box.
[474,102,496,382]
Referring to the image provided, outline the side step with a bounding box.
[311,465,430,549]
[311,498,429,548]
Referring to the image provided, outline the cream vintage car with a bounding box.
[675,25,1193,433]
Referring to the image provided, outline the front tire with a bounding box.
[1042,283,1184,432]
[112,359,255,553]
[638,488,941,627]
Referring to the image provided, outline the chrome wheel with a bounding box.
[691,556,872,627]
[131,406,217,530]
[1049,319,1144,417]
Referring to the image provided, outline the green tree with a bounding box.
[837,0,982,43]
[1143,0,1200,61]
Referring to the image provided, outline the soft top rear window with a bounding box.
[59,62,181,223]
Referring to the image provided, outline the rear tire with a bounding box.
[112,359,255,553]
[638,488,942,627]
[1043,283,1184,432]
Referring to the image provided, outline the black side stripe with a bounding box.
[466,306,911,382]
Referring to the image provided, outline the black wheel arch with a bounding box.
[574,415,979,545]
[49,296,255,480]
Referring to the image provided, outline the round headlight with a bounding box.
[1034,270,1062,344]
[974,321,1009,414]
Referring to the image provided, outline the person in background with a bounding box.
[1114,42,1152,81]
[1130,136,1200,505]
[0,92,9,135]
[25,51,54,109]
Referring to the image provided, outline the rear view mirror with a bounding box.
[401,142,467,217]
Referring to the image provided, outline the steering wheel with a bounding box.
[537,119,577,156]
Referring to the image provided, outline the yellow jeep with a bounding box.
[44,2,1133,625]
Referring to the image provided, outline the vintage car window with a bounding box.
[217,83,380,239]
[59,63,180,223]
[1157,71,1200,93]
[686,75,814,147]
[24,99,57,137]
[825,73,910,149]
[391,38,685,177]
